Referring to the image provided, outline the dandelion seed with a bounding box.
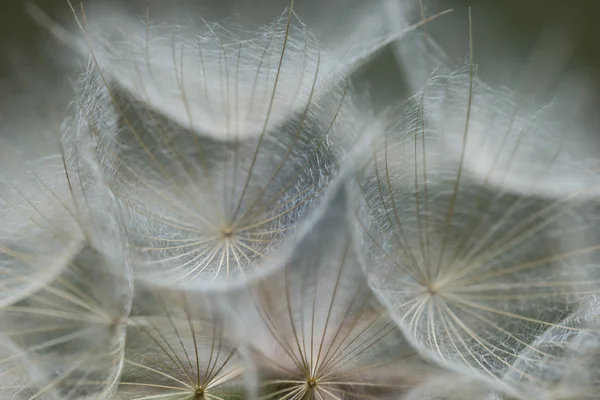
[0,244,132,399]
[86,9,336,140]
[71,0,438,142]
[0,21,135,397]
[116,290,249,400]
[8,2,600,399]
[350,14,600,386]
[384,0,600,199]
[220,189,435,399]
[66,1,375,290]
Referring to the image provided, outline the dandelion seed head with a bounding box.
[352,65,600,388]
[117,291,248,400]
[0,242,132,399]
[69,4,364,289]
[4,1,600,399]
[216,190,436,399]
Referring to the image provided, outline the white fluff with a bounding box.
[216,189,438,399]
[350,67,600,390]
[0,244,132,399]
[422,69,600,200]
[115,290,249,400]
[383,1,600,199]
[68,3,377,290]
[0,71,84,308]
[491,297,600,399]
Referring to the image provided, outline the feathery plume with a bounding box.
[383,0,600,199]
[83,9,340,140]
[350,13,600,388]
[72,0,442,141]
[0,19,133,398]
[0,243,132,399]
[68,2,371,290]
[4,1,600,399]
[218,188,436,399]
[415,68,600,200]
[116,289,250,399]
[0,149,84,308]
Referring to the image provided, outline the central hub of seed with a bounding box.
[307,378,317,388]
[426,282,442,296]
[222,225,234,238]
[195,388,204,398]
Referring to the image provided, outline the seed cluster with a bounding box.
[1,1,599,400]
